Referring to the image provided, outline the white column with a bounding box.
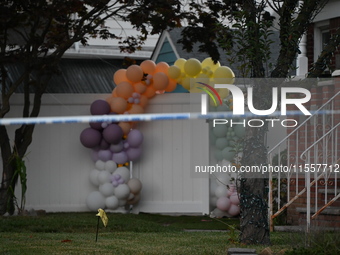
[296,33,308,77]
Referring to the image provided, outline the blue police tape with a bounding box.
[0,110,338,126]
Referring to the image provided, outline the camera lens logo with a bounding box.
[197,82,222,115]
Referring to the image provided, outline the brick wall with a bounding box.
[285,74,340,227]
[307,17,340,71]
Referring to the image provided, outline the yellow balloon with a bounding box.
[217,88,229,99]
[213,66,235,79]
[202,57,220,72]
[213,66,235,84]
[168,65,181,79]
[184,58,202,77]
[174,58,187,72]
[196,73,209,79]
[181,77,191,90]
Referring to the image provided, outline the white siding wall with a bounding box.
[5,93,210,214]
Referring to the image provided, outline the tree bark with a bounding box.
[239,80,271,245]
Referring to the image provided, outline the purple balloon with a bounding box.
[112,180,119,187]
[110,141,124,153]
[126,146,142,161]
[80,128,102,148]
[89,121,103,130]
[103,124,123,144]
[124,141,130,149]
[99,138,110,150]
[98,149,112,162]
[127,129,144,148]
[110,174,120,182]
[112,151,128,164]
[90,99,111,115]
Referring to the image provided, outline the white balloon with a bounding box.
[89,169,100,187]
[105,160,117,173]
[105,196,119,210]
[211,208,231,218]
[215,174,230,186]
[95,160,106,170]
[215,185,228,198]
[118,199,127,206]
[97,170,111,184]
[113,166,130,183]
[86,191,105,211]
[127,178,142,194]
[114,184,130,200]
[99,183,115,197]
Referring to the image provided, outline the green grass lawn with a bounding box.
[0,212,313,254]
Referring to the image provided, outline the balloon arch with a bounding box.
[80,57,241,217]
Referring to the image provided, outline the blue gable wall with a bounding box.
[156,38,188,93]
[156,38,177,65]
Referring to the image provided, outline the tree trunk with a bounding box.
[239,80,271,245]
[0,126,17,215]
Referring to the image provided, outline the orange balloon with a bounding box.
[111,88,118,98]
[109,97,128,114]
[126,65,144,83]
[126,103,133,111]
[113,69,128,85]
[115,81,134,99]
[140,60,156,75]
[165,78,177,92]
[119,122,131,135]
[155,62,169,73]
[129,104,144,114]
[143,86,156,98]
[133,82,147,94]
[139,95,149,108]
[106,96,113,105]
[152,72,169,91]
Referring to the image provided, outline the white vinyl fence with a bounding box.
[5,93,210,214]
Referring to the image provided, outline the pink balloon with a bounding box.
[229,184,236,192]
[230,193,240,205]
[112,151,128,164]
[228,204,240,216]
[103,124,123,144]
[216,197,231,211]
[127,129,144,148]
[90,99,111,115]
[80,128,102,148]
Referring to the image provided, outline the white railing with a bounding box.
[268,87,340,232]
[300,121,340,232]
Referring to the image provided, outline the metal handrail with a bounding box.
[268,89,340,154]
[300,121,340,160]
